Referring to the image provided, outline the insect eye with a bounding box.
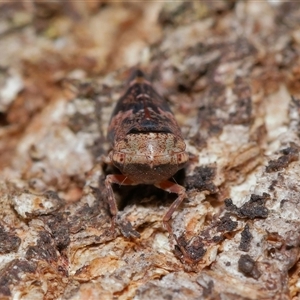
[177,152,188,165]
[113,153,126,164]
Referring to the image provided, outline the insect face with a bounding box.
[110,132,188,184]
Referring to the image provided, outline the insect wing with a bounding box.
[107,71,182,143]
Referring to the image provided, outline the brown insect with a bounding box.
[105,69,189,240]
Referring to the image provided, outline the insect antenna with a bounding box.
[120,176,128,187]
[172,177,178,185]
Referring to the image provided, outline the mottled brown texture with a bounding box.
[110,132,187,183]
[225,194,269,220]
[42,212,70,251]
[238,254,261,280]
[105,70,189,253]
[0,260,37,297]
[1,1,300,299]
[239,224,253,252]
[106,71,188,182]
[266,145,299,173]
[185,165,217,193]
[216,213,238,233]
[175,235,207,262]
[25,231,58,263]
[0,225,21,254]
[108,71,182,142]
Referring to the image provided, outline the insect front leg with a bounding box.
[104,174,141,238]
[155,180,193,260]
[154,180,187,233]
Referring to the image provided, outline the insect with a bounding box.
[105,69,189,240]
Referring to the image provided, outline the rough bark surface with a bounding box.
[0,2,300,299]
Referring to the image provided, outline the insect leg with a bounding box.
[104,174,140,238]
[155,180,194,261]
[154,180,186,233]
